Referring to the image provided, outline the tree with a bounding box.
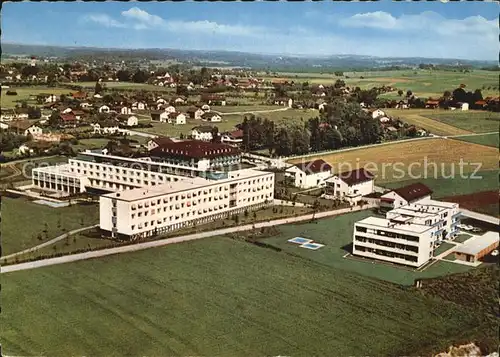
[95,81,103,95]
[132,70,149,83]
[49,111,61,128]
[116,70,131,82]
[406,90,413,98]
[27,106,41,119]
[397,90,403,96]
[211,127,219,143]
[244,209,249,218]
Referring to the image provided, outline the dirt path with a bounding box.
[2,203,377,274]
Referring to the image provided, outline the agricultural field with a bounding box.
[385,109,472,136]
[73,138,110,151]
[1,86,73,108]
[1,197,99,256]
[267,69,499,98]
[288,138,498,184]
[262,211,471,285]
[441,190,499,218]
[382,170,498,202]
[1,236,484,356]
[214,105,282,113]
[453,132,499,148]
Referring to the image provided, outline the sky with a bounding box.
[2,1,498,60]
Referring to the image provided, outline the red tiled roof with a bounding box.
[229,129,243,138]
[475,100,487,105]
[336,168,375,186]
[60,114,77,122]
[149,140,240,159]
[294,159,332,175]
[393,183,433,202]
[426,100,440,105]
[72,91,87,99]
[152,137,174,146]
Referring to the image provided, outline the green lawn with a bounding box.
[453,132,499,148]
[427,111,500,133]
[433,242,456,256]
[30,233,120,258]
[261,211,472,285]
[74,81,174,92]
[73,138,110,151]
[381,170,498,199]
[455,234,473,244]
[1,197,99,256]
[1,237,483,356]
[215,105,281,113]
[1,86,74,108]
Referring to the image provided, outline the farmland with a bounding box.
[1,86,73,108]
[287,138,498,184]
[267,69,499,98]
[441,190,499,217]
[453,132,499,148]
[74,81,174,92]
[1,197,99,256]
[382,170,498,201]
[1,236,484,356]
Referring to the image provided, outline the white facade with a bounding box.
[119,116,138,127]
[371,109,386,119]
[352,199,461,267]
[164,106,176,114]
[285,164,332,189]
[380,191,431,209]
[99,105,110,113]
[25,125,43,136]
[191,129,213,141]
[120,107,133,115]
[168,113,186,125]
[100,169,274,239]
[325,175,374,203]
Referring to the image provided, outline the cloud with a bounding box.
[121,7,166,27]
[84,14,126,28]
[339,11,496,37]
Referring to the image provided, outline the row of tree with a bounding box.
[239,100,384,156]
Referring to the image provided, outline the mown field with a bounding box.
[1,237,484,356]
[453,132,499,148]
[386,109,500,135]
[262,211,471,285]
[267,69,499,98]
[74,81,174,92]
[382,170,498,200]
[288,138,498,184]
[1,86,73,108]
[1,197,99,256]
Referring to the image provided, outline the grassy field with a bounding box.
[215,105,281,113]
[1,197,99,256]
[453,132,499,148]
[454,234,473,244]
[1,236,484,356]
[261,211,472,285]
[1,86,74,108]
[73,138,110,151]
[426,111,500,133]
[267,69,499,98]
[434,242,456,256]
[385,109,472,136]
[288,138,498,184]
[382,169,498,199]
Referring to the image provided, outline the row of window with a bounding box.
[130,194,272,218]
[355,244,418,262]
[354,235,419,253]
[355,226,420,242]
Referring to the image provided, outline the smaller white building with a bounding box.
[117,115,138,127]
[325,168,375,204]
[380,183,433,210]
[120,106,133,115]
[202,112,222,122]
[168,113,186,125]
[370,109,386,119]
[285,159,332,189]
[164,105,176,114]
[98,105,110,113]
[191,126,216,141]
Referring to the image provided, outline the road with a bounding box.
[2,224,100,261]
[1,203,376,274]
[214,107,290,116]
[445,131,499,139]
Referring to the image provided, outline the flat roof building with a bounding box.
[454,232,499,263]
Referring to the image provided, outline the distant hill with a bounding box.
[2,43,496,71]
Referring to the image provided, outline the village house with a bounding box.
[187,107,205,120]
[91,122,120,135]
[425,100,440,109]
[273,97,293,108]
[324,168,375,204]
[59,113,78,128]
[44,94,58,103]
[151,111,169,122]
[146,136,174,151]
[201,112,222,122]
[120,106,133,115]
[116,114,138,127]
[380,183,433,211]
[174,97,187,105]
[168,112,186,125]
[369,109,386,119]
[98,105,110,113]
[164,105,176,114]
[3,120,43,136]
[132,101,147,111]
[191,126,216,141]
[72,91,87,100]
[201,104,210,112]
[201,94,226,106]
[285,159,332,189]
[80,102,92,109]
[220,129,243,146]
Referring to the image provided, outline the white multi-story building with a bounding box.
[380,183,433,210]
[100,169,274,240]
[324,168,375,204]
[32,141,242,195]
[352,198,461,267]
[285,159,332,189]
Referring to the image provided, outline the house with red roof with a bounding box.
[325,168,375,204]
[285,159,332,189]
[380,183,433,210]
